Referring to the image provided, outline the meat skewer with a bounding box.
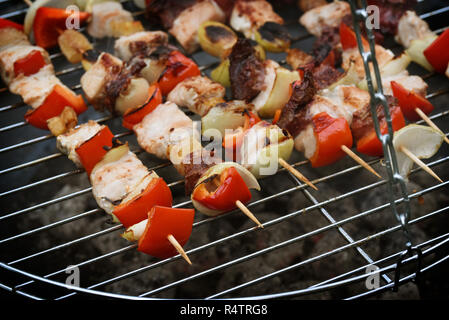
[0,18,88,135]
[56,120,195,264]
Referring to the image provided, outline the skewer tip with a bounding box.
[278,158,318,190]
[399,145,443,183]
[167,234,192,265]
[341,145,382,179]
[235,200,263,228]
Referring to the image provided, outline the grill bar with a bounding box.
[1,0,448,300]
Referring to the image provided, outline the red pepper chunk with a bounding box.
[24,84,87,130]
[309,112,353,168]
[423,29,449,74]
[33,7,90,49]
[138,206,195,259]
[339,22,369,51]
[158,51,201,96]
[14,50,47,77]
[356,105,406,157]
[0,18,24,31]
[192,167,252,212]
[75,126,114,176]
[390,81,434,122]
[222,110,261,161]
[113,177,173,228]
[122,84,162,130]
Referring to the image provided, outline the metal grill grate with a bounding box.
[0,0,448,300]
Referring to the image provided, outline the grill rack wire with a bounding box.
[0,0,448,300]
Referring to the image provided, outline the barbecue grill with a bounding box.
[1,0,448,300]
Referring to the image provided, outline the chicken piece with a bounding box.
[170,0,225,54]
[286,48,314,70]
[299,0,350,37]
[87,2,134,39]
[80,52,123,111]
[342,45,395,80]
[395,11,434,48]
[0,45,50,85]
[114,31,169,61]
[298,0,328,12]
[90,150,149,215]
[56,120,104,167]
[133,101,200,161]
[0,27,29,50]
[8,64,60,109]
[167,76,226,116]
[230,0,284,40]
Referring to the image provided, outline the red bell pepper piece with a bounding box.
[222,110,261,160]
[137,206,195,259]
[24,84,87,130]
[309,112,353,168]
[423,29,449,74]
[339,22,369,51]
[356,105,406,157]
[113,177,173,228]
[192,166,252,212]
[122,84,162,130]
[0,18,24,31]
[75,126,114,175]
[158,51,201,96]
[390,81,434,122]
[272,109,282,125]
[13,50,47,77]
[33,7,90,49]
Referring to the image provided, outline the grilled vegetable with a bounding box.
[405,35,438,72]
[210,58,231,87]
[24,0,76,35]
[390,80,434,122]
[113,174,173,228]
[240,122,294,178]
[122,84,162,130]
[136,206,195,259]
[356,105,405,157]
[222,110,261,157]
[0,18,24,31]
[254,21,291,53]
[24,84,87,130]
[357,53,411,91]
[198,21,237,60]
[258,67,300,118]
[393,124,444,178]
[202,101,254,137]
[58,29,93,64]
[33,7,90,49]
[309,112,353,167]
[13,49,47,77]
[47,106,78,136]
[115,78,150,115]
[75,125,115,175]
[158,51,201,96]
[191,164,260,216]
[423,29,449,74]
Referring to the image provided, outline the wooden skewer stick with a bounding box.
[278,158,318,190]
[341,145,382,179]
[167,234,192,265]
[415,108,449,145]
[23,0,32,6]
[399,145,443,183]
[235,200,263,229]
